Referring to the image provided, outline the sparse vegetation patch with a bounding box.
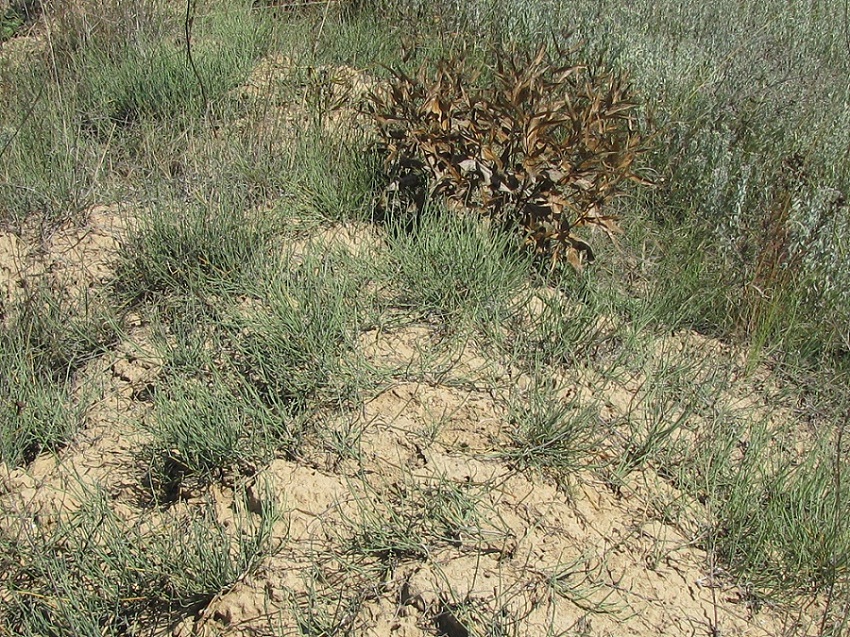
[1,0,848,635]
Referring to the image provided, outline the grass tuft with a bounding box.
[0,283,118,467]
[384,208,531,326]
[229,249,368,416]
[1,487,280,635]
[76,4,270,131]
[711,422,850,598]
[145,377,290,497]
[115,197,280,305]
[504,377,602,485]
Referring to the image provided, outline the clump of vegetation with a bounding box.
[0,1,39,43]
[385,208,531,324]
[0,8,24,42]
[115,200,280,305]
[1,490,279,635]
[370,44,651,268]
[229,251,366,415]
[0,283,118,467]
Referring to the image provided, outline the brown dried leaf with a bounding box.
[369,43,651,266]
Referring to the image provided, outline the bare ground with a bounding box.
[0,205,827,637]
[0,45,834,635]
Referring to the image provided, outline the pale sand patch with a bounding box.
[0,58,829,632]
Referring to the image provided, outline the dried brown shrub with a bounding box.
[369,45,651,269]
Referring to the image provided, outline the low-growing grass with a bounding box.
[605,340,850,603]
[231,249,373,413]
[2,0,849,630]
[292,128,383,223]
[287,579,366,637]
[0,284,118,467]
[115,196,281,305]
[0,355,80,468]
[339,473,511,564]
[140,246,376,497]
[145,376,291,498]
[680,393,850,603]
[504,377,603,484]
[1,487,280,636]
[0,70,100,229]
[499,283,606,369]
[309,9,404,69]
[384,208,532,327]
[0,1,272,231]
[616,343,726,474]
[76,5,269,131]
[716,426,849,598]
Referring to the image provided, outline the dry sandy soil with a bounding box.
[0,46,830,637]
[0,204,827,637]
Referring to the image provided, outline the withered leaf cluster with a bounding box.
[369,45,650,269]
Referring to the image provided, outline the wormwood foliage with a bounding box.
[370,44,651,268]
